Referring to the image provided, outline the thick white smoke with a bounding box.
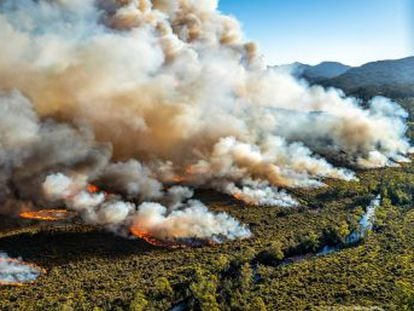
[0,252,44,285]
[133,201,251,242]
[0,0,411,242]
[43,172,251,242]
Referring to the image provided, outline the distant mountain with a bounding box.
[322,57,414,98]
[276,61,352,83]
[273,56,414,98]
[302,62,352,82]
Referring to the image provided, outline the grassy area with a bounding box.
[0,162,413,310]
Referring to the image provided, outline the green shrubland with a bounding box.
[1,89,414,309]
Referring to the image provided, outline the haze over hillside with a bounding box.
[323,57,414,98]
[276,56,414,98]
[282,62,352,83]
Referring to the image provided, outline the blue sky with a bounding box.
[219,0,412,66]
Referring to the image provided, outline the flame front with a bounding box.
[0,0,412,250]
[172,176,186,183]
[87,184,100,193]
[130,226,184,248]
[171,166,196,184]
[233,193,243,201]
[19,209,75,221]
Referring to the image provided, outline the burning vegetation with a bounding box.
[0,0,411,246]
[129,227,185,248]
[19,209,76,222]
[0,0,412,309]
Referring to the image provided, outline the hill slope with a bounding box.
[322,57,414,97]
[302,61,351,82]
[276,61,351,83]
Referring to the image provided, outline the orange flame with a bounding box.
[87,184,110,198]
[130,227,185,248]
[87,184,99,193]
[0,258,46,287]
[172,175,186,183]
[19,209,75,221]
[171,166,195,183]
[233,193,243,201]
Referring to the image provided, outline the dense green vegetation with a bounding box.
[0,159,413,310]
[1,85,414,310]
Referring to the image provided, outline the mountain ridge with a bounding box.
[274,56,414,98]
[321,56,414,97]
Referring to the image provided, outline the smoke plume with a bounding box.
[319,196,381,255]
[0,0,411,243]
[0,252,44,285]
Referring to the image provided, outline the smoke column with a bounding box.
[0,0,411,242]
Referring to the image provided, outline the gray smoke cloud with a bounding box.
[0,0,411,243]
